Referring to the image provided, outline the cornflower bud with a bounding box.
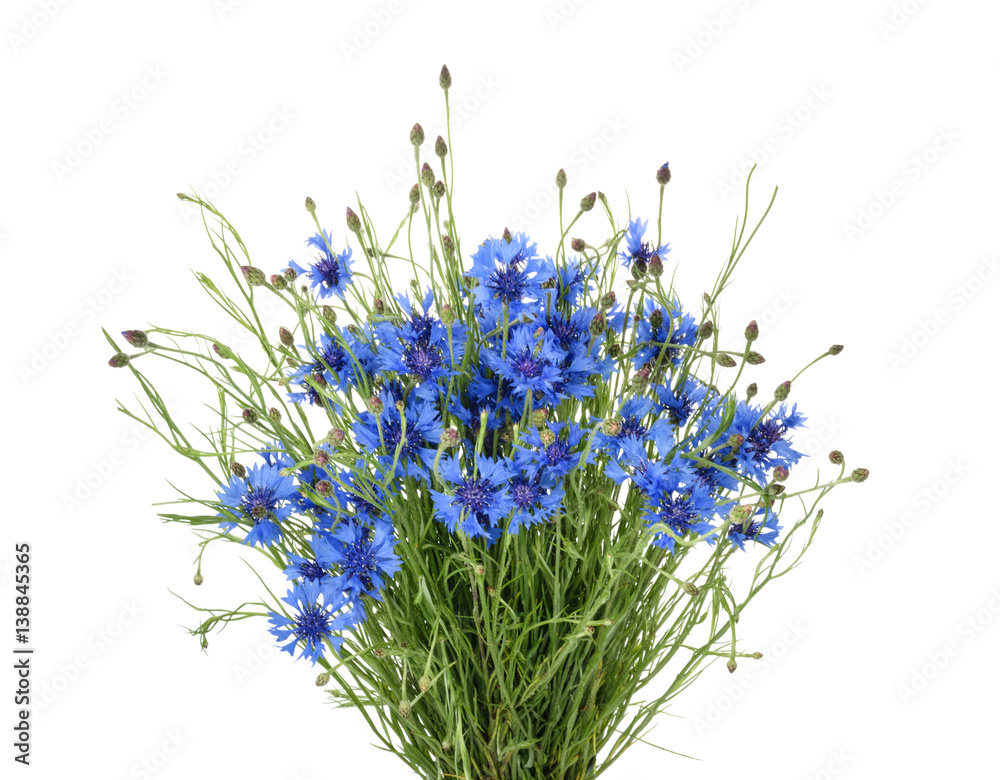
[631,260,647,280]
[193,572,203,586]
[774,380,791,401]
[373,647,386,659]
[241,266,266,286]
[589,311,606,336]
[283,266,297,281]
[231,461,246,478]
[373,298,385,315]
[442,234,455,259]
[409,183,421,205]
[433,180,446,199]
[851,468,870,483]
[305,196,316,214]
[648,309,664,330]
[606,341,622,357]
[502,227,513,244]
[656,162,671,185]
[435,135,447,158]
[600,290,616,310]
[727,433,744,448]
[746,382,758,399]
[242,408,259,424]
[567,237,585,253]
[439,64,451,89]
[556,168,567,189]
[346,207,362,233]
[398,700,411,719]
[315,480,334,496]
[539,428,556,446]
[531,408,548,427]
[108,352,130,368]
[580,192,596,212]
[829,450,844,465]
[474,564,486,577]
[604,419,622,436]
[418,675,431,692]
[440,427,460,448]
[648,254,664,277]
[122,330,148,348]
[410,123,425,146]
[715,353,737,368]
[746,351,765,365]
[314,448,329,466]
[751,651,764,660]
[368,395,384,415]
[269,273,287,290]
[278,327,294,347]
[829,344,844,355]
[439,303,456,325]
[321,306,337,326]
[420,163,435,188]
[315,672,330,686]
[697,320,714,340]
[682,582,699,596]
[745,320,759,342]
[268,407,281,423]
[772,465,789,481]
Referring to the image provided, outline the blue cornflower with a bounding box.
[517,422,590,485]
[267,579,362,664]
[633,299,698,374]
[377,290,466,395]
[353,392,441,478]
[726,505,781,551]
[431,455,514,543]
[657,377,711,427]
[216,463,297,548]
[288,230,355,299]
[507,473,565,534]
[642,476,718,553]
[319,520,402,598]
[469,233,552,320]
[283,537,336,584]
[287,330,356,405]
[618,217,670,270]
[482,324,566,406]
[722,402,806,482]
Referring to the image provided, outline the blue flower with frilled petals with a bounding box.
[267,579,362,664]
[289,230,355,299]
[216,463,297,548]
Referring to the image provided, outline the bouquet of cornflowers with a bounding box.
[106,66,867,780]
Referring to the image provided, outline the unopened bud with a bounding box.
[314,448,329,466]
[570,237,586,253]
[398,700,411,719]
[772,465,789,481]
[600,290,616,310]
[631,260,647,280]
[746,382,758,399]
[580,192,596,212]
[727,659,737,674]
[715,353,737,368]
[531,408,548,427]
[851,467,870,483]
[268,407,281,423]
[312,480,332,497]
[305,196,316,213]
[269,273,287,290]
[373,647,386,659]
[656,162,671,185]
[213,342,235,360]
[745,320,759,342]
[122,330,149,348]
[648,309,663,330]
[373,298,385,315]
[746,351,765,365]
[437,303,456,326]
[420,163,435,187]
[440,427,460,448]
[502,227,513,244]
[539,428,556,446]
[242,408,259,424]
[346,207,362,233]
[556,168,567,189]
[829,450,844,465]
[474,564,485,577]
[418,675,431,692]
[774,380,791,401]
[435,135,447,158]
[829,344,844,355]
[410,123,425,146]
[409,183,421,205]
[648,254,664,277]
[439,64,451,90]
[698,320,714,340]
[751,651,763,660]
[631,366,651,387]
[604,419,622,436]
[315,672,330,686]
[606,341,622,357]
[231,461,246,478]
[433,180,446,199]
[589,311,606,336]
[442,234,455,259]
[108,352,130,368]
[682,582,699,596]
[241,265,266,286]
[727,433,745,448]
[283,266,298,282]
[368,395,384,415]
[321,306,337,326]
[278,327,294,347]
[193,572,203,586]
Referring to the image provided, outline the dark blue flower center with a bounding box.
[403,343,444,381]
[410,312,435,343]
[511,348,545,379]
[381,417,423,462]
[618,415,647,440]
[487,262,529,304]
[294,603,333,643]
[455,478,496,514]
[545,439,570,466]
[658,495,696,535]
[298,560,328,582]
[241,486,278,524]
[731,520,762,540]
[341,541,376,591]
[745,419,786,463]
[548,316,581,347]
[315,253,342,288]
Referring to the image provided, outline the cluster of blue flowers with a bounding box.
[213,219,806,664]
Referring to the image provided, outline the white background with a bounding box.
[4,1,998,778]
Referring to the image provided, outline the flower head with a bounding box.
[216,463,297,547]
[267,579,362,664]
[289,230,355,299]
[618,217,670,270]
